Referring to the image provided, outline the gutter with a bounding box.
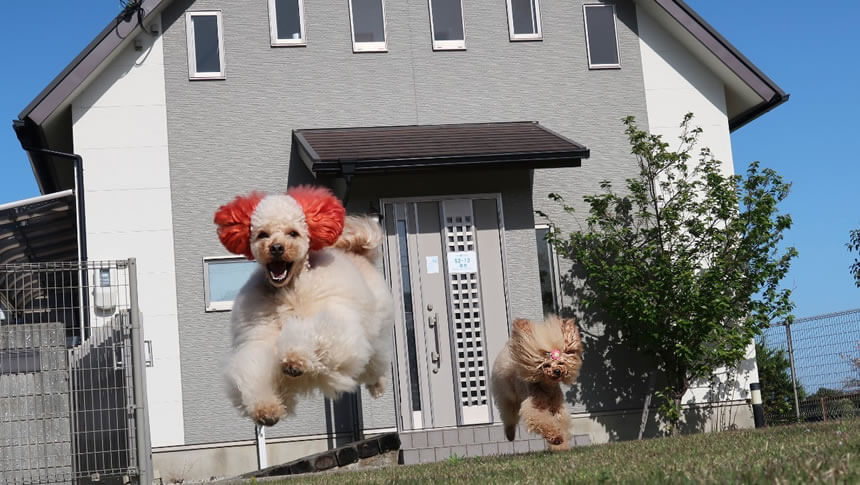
[729,93,791,132]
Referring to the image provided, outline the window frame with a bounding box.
[583,3,622,70]
[535,224,563,315]
[506,0,543,42]
[348,0,389,53]
[203,256,257,312]
[268,0,307,47]
[185,10,226,80]
[427,0,467,51]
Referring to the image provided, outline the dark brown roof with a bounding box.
[293,122,590,175]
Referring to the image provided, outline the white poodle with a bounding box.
[214,186,394,426]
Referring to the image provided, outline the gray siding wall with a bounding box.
[160,0,648,445]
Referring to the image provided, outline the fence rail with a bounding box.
[757,308,860,425]
[0,260,150,484]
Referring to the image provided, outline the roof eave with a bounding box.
[18,0,170,127]
[311,151,589,176]
[651,0,789,130]
[729,93,791,132]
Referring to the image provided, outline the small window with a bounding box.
[506,0,542,41]
[535,226,561,315]
[185,11,225,79]
[204,258,257,311]
[349,0,388,52]
[269,0,306,46]
[583,4,621,69]
[428,0,466,50]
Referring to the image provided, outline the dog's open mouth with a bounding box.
[267,261,293,283]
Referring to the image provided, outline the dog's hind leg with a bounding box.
[497,397,521,441]
[358,327,392,399]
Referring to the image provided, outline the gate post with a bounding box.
[129,258,153,484]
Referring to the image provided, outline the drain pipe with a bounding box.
[17,143,90,339]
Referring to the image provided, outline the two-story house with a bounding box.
[13,0,787,480]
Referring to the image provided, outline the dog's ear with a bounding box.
[288,186,346,250]
[512,318,533,336]
[214,192,265,259]
[561,318,582,354]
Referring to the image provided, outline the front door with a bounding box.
[383,197,509,430]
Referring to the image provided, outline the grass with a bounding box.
[241,420,860,484]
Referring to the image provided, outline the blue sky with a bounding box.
[1,2,858,320]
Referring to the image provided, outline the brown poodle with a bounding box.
[491,315,583,450]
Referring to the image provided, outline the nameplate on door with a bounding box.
[447,251,477,274]
[426,256,439,274]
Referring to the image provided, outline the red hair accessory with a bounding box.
[287,186,346,250]
[213,192,265,259]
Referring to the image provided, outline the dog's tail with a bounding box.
[333,215,384,261]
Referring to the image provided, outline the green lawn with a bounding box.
[247,420,859,484]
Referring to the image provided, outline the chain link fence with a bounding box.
[757,309,860,425]
[0,260,151,484]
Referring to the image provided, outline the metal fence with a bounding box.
[0,260,151,484]
[757,308,860,425]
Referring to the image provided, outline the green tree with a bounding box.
[755,340,805,423]
[849,229,860,287]
[543,114,797,434]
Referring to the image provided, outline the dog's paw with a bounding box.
[544,430,565,446]
[367,377,386,399]
[548,440,570,452]
[281,353,310,377]
[250,401,284,427]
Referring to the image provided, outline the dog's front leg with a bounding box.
[520,395,566,448]
[548,407,572,451]
[225,341,285,426]
[277,317,325,377]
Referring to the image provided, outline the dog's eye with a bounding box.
[289,231,299,238]
[542,363,550,369]
[257,231,269,240]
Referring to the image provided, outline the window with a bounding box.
[203,257,258,311]
[185,11,225,79]
[506,0,542,41]
[269,0,306,46]
[535,226,561,315]
[583,4,621,69]
[349,0,388,52]
[428,0,466,50]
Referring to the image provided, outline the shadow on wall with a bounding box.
[557,264,749,440]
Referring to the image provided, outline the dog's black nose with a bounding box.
[553,368,561,377]
[270,243,284,256]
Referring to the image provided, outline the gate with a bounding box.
[0,260,151,484]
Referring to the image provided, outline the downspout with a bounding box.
[339,161,357,207]
[14,121,91,339]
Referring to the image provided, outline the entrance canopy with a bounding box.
[293,122,590,177]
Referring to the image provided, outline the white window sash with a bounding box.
[186,11,226,79]
[268,0,307,46]
[203,256,253,312]
[428,0,467,51]
[583,3,622,69]
[506,0,542,41]
[349,0,389,52]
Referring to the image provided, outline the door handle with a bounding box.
[428,312,441,373]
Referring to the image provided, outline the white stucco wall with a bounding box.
[71,14,185,447]
[637,4,759,405]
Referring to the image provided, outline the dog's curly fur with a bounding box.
[215,188,393,427]
[491,315,583,450]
